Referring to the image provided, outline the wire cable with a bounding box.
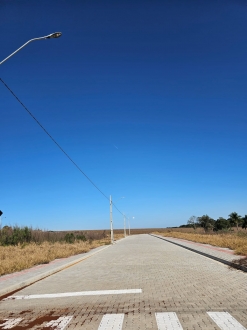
[111,201,124,215]
[0,77,125,216]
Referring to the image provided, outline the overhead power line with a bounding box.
[0,77,125,217]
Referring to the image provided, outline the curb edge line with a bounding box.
[149,234,247,273]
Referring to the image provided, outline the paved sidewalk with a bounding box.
[151,234,247,271]
[0,244,111,298]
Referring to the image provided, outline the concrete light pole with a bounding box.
[109,195,114,244]
[123,214,126,238]
[118,196,126,238]
[0,32,62,65]
[110,196,126,242]
[129,216,134,235]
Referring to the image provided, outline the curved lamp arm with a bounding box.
[0,32,62,65]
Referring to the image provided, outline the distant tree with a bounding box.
[197,215,215,232]
[242,215,247,230]
[179,224,192,228]
[228,212,242,231]
[187,216,198,230]
[213,217,229,231]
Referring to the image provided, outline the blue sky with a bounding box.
[1,0,247,230]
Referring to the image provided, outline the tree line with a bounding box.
[181,212,247,232]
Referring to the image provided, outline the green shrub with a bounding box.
[64,233,75,244]
[0,226,31,246]
[76,234,87,242]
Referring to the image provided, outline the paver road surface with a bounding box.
[0,234,246,329]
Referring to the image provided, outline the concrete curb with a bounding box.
[150,234,247,273]
[0,244,111,299]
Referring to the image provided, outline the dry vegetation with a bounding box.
[154,228,247,255]
[111,228,166,235]
[0,228,124,276]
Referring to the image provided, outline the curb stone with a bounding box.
[150,234,247,273]
[0,244,111,299]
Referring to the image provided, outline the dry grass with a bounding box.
[161,227,205,233]
[0,234,124,276]
[153,230,247,256]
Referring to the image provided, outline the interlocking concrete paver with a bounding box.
[0,244,111,298]
[151,234,246,270]
[0,234,246,329]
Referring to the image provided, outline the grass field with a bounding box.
[154,228,247,255]
[0,233,124,276]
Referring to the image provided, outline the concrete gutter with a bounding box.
[150,234,247,273]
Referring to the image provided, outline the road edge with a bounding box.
[0,244,111,299]
[150,234,247,273]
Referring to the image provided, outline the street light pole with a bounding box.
[109,195,114,244]
[118,196,126,238]
[123,214,126,238]
[129,216,134,235]
[0,32,62,65]
[110,196,126,241]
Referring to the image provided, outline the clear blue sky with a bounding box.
[1,0,247,230]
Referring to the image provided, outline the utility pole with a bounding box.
[109,195,114,244]
[123,214,126,238]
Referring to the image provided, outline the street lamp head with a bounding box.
[0,32,63,65]
[46,32,62,39]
